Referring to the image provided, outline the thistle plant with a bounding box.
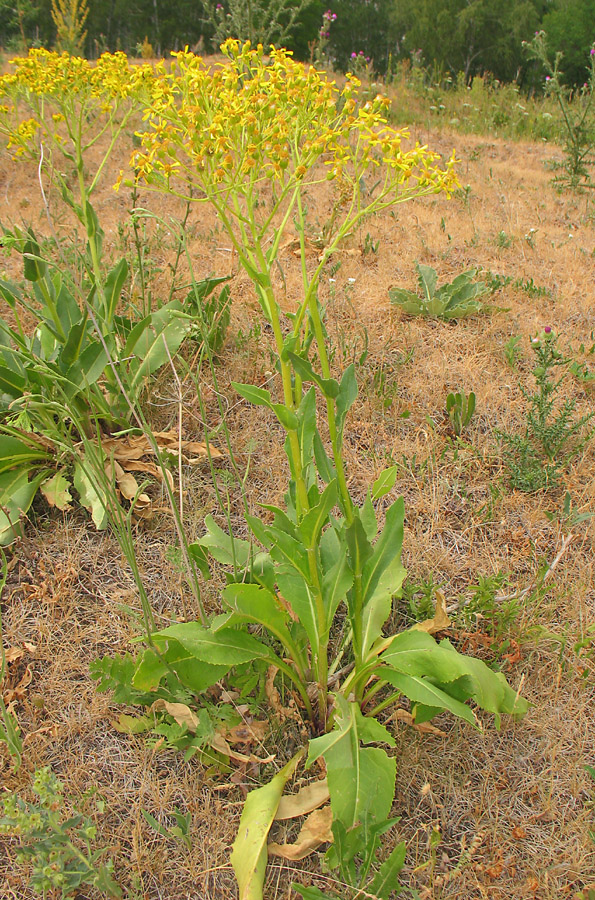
[200,0,317,50]
[499,328,595,492]
[91,42,528,898]
[524,32,595,190]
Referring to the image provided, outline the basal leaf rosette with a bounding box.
[130,40,458,207]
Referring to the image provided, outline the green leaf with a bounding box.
[298,479,338,548]
[0,277,22,309]
[221,583,294,650]
[198,515,252,569]
[0,364,25,399]
[126,307,192,398]
[297,387,317,469]
[360,492,378,540]
[60,319,91,370]
[53,278,82,338]
[335,365,358,445]
[161,641,229,694]
[287,353,340,399]
[307,698,396,833]
[380,630,528,725]
[63,341,108,392]
[416,263,438,303]
[380,668,476,726]
[313,431,336,484]
[0,434,49,474]
[372,466,398,501]
[345,515,373,607]
[231,750,303,900]
[272,403,299,431]
[294,887,334,900]
[0,468,46,545]
[103,258,129,325]
[321,543,353,630]
[73,462,108,530]
[232,382,273,408]
[276,569,320,649]
[114,713,154,735]
[151,622,277,666]
[39,473,72,510]
[361,497,405,606]
[23,232,46,282]
[131,648,169,691]
[187,542,211,579]
[367,841,406,899]
[85,199,101,240]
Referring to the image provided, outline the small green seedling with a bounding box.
[504,335,523,369]
[141,807,192,849]
[446,389,476,435]
[389,263,489,319]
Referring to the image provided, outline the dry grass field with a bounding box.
[0,83,594,900]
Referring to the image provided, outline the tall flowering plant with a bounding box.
[109,40,527,898]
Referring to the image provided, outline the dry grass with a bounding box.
[0,104,594,900]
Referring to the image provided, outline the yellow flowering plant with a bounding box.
[94,42,528,899]
[0,51,204,541]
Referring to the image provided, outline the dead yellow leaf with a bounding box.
[210,733,275,765]
[4,663,33,703]
[412,589,451,635]
[113,460,141,501]
[152,700,199,731]
[392,709,447,737]
[268,806,333,860]
[275,779,330,820]
[226,720,269,745]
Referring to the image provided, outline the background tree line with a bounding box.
[0,0,593,87]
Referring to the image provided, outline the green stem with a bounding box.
[367,690,402,719]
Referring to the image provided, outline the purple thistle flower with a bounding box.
[544,326,552,334]
[351,52,357,59]
[591,48,595,56]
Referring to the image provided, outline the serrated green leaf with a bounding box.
[380,668,476,726]
[198,515,251,569]
[40,473,72,510]
[152,622,277,666]
[73,462,108,530]
[367,841,406,899]
[381,630,528,725]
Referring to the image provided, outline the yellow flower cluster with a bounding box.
[0,48,155,157]
[130,40,458,198]
[0,47,154,100]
